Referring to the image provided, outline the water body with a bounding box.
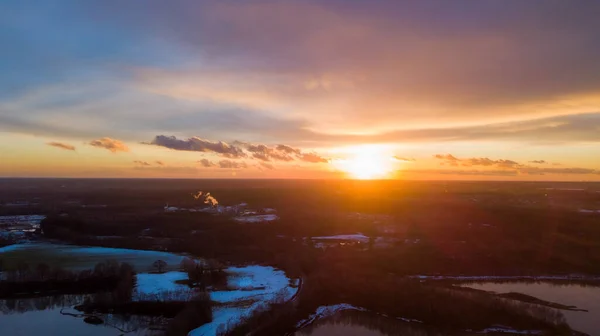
[0,295,162,336]
[295,310,462,336]
[461,282,600,336]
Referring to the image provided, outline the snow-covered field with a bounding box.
[134,271,195,301]
[0,242,188,271]
[189,266,298,336]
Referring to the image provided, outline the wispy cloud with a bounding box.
[429,154,599,176]
[155,160,165,166]
[218,160,248,169]
[393,156,415,162]
[89,137,129,153]
[46,141,75,151]
[198,158,216,168]
[434,154,519,168]
[133,160,151,166]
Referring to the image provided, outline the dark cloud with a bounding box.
[198,159,216,168]
[150,135,246,158]
[530,160,547,164]
[46,141,75,151]
[155,160,165,166]
[89,137,129,153]
[218,160,248,169]
[244,144,294,162]
[133,160,151,166]
[148,135,327,163]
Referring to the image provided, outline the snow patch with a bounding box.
[233,214,279,223]
[134,271,193,301]
[311,234,369,243]
[474,326,542,334]
[579,209,600,214]
[189,266,298,336]
[296,304,367,328]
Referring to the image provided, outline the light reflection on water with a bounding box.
[0,295,164,336]
[461,282,600,336]
[295,310,462,336]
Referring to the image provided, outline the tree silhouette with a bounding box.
[153,260,167,273]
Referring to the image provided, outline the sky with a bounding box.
[2,0,600,180]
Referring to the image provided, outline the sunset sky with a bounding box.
[2,1,600,180]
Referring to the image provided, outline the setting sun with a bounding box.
[334,147,395,179]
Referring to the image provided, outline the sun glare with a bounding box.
[334,146,395,179]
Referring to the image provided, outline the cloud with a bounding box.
[299,152,328,163]
[393,156,415,162]
[198,159,216,167]
[245,144,295,162]
[89,137,129,153]
[4,1,600,150]
[410,169,519,176]
[46,141,75,151]
[518,167,600,176]
[276,144,301,154]
[218,160,248,169]
[150,135,246,158]
[529,160,546,164]
[428,154,599,176]
[155,160,165,166]
[148,135,328,163]
[434,154,461,166]
[133,160,151,166]
[435,154,519,169]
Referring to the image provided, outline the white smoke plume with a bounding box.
[191,191,219,207]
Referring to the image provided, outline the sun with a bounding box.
[334,146,395,179]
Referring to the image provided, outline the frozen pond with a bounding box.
[460,281,600,336]
[0,295,162,336]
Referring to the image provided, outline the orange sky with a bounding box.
[2,1,600,180]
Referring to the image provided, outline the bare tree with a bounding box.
[36,263,50,280]
[153,260,168,273]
